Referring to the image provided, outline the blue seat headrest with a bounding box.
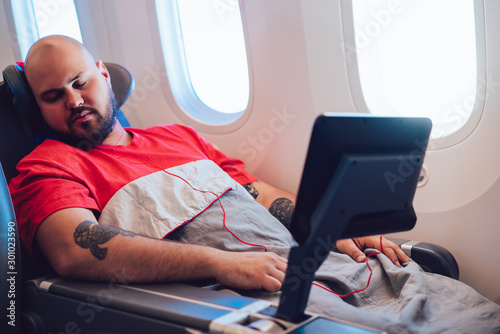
[2,64,48,142]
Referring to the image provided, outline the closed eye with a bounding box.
[42,91,63,103]
[74,81,87,88]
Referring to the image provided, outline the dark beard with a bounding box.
[52,90,118,149]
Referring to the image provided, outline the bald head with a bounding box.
[24,35,96,85]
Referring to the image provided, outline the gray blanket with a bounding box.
[166,185,500,334]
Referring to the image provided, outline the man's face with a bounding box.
[26,44,117,148]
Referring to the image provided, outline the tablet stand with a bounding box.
[276,153,422,322]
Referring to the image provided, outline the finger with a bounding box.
[381,239,410,267]
[263,275,283,292]
[382,245,402,267]
[266,261,288,290]
[271,266,286,284]
[393,245,411,264]
[274,254,288,265]
[275,260,288,273]
[336,239,366,262]
[279,256,288,264]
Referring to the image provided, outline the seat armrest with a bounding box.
[388,237,459,279]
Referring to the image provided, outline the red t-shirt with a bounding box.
[9,124,257,253]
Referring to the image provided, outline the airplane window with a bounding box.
[11,0,83,59]
[350,0,479,141]
[32,0,82,41]
[155,0,250,124]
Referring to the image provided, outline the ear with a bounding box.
[96,60,112,87]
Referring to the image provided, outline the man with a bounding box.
[9,36,500,333]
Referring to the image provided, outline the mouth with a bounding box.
[70,110,94,125]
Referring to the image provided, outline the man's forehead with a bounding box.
[28,44,85,69]
[26,37,94,76]
[26,45,95,91]
[29,60,86,88]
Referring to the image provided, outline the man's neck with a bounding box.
[102,124,132,146]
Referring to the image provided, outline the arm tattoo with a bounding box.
[243,182,259,200]
[73,220,135,260]
[269,198,295,230]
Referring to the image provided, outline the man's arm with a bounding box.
[243,180,296,229]
[36,207,287,291]
[243,180,410,266]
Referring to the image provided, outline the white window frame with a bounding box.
[340,0,486,150]
[10,0,38,60]
[11,0,83,60]
[154,0,252,126]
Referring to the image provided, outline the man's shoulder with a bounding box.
[136,123,200,140]
[140,123,196,133]
[19,139,82,164]
[10,139,85,189]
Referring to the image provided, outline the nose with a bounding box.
[66,89,84,110]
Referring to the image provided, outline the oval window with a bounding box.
[348,0,480,142]
[155,0,250,124]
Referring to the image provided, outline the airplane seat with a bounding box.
[103,62,134,128]
[0,71,55,286]
[0,71,38,184]
[1,162,23,333]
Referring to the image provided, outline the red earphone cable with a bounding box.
[111,131,268,252]
[161,169,269,252]
[312,235,384,297]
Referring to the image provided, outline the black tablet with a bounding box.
[290,114,433,244]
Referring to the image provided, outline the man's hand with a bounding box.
[336,235,410,267]
[213,251,288,292]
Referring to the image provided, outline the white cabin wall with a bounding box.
[299,0,358,116]
[390,0,500,304]
[220,0,314,192]
[0,1,23,67]
[76,0,170,129]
